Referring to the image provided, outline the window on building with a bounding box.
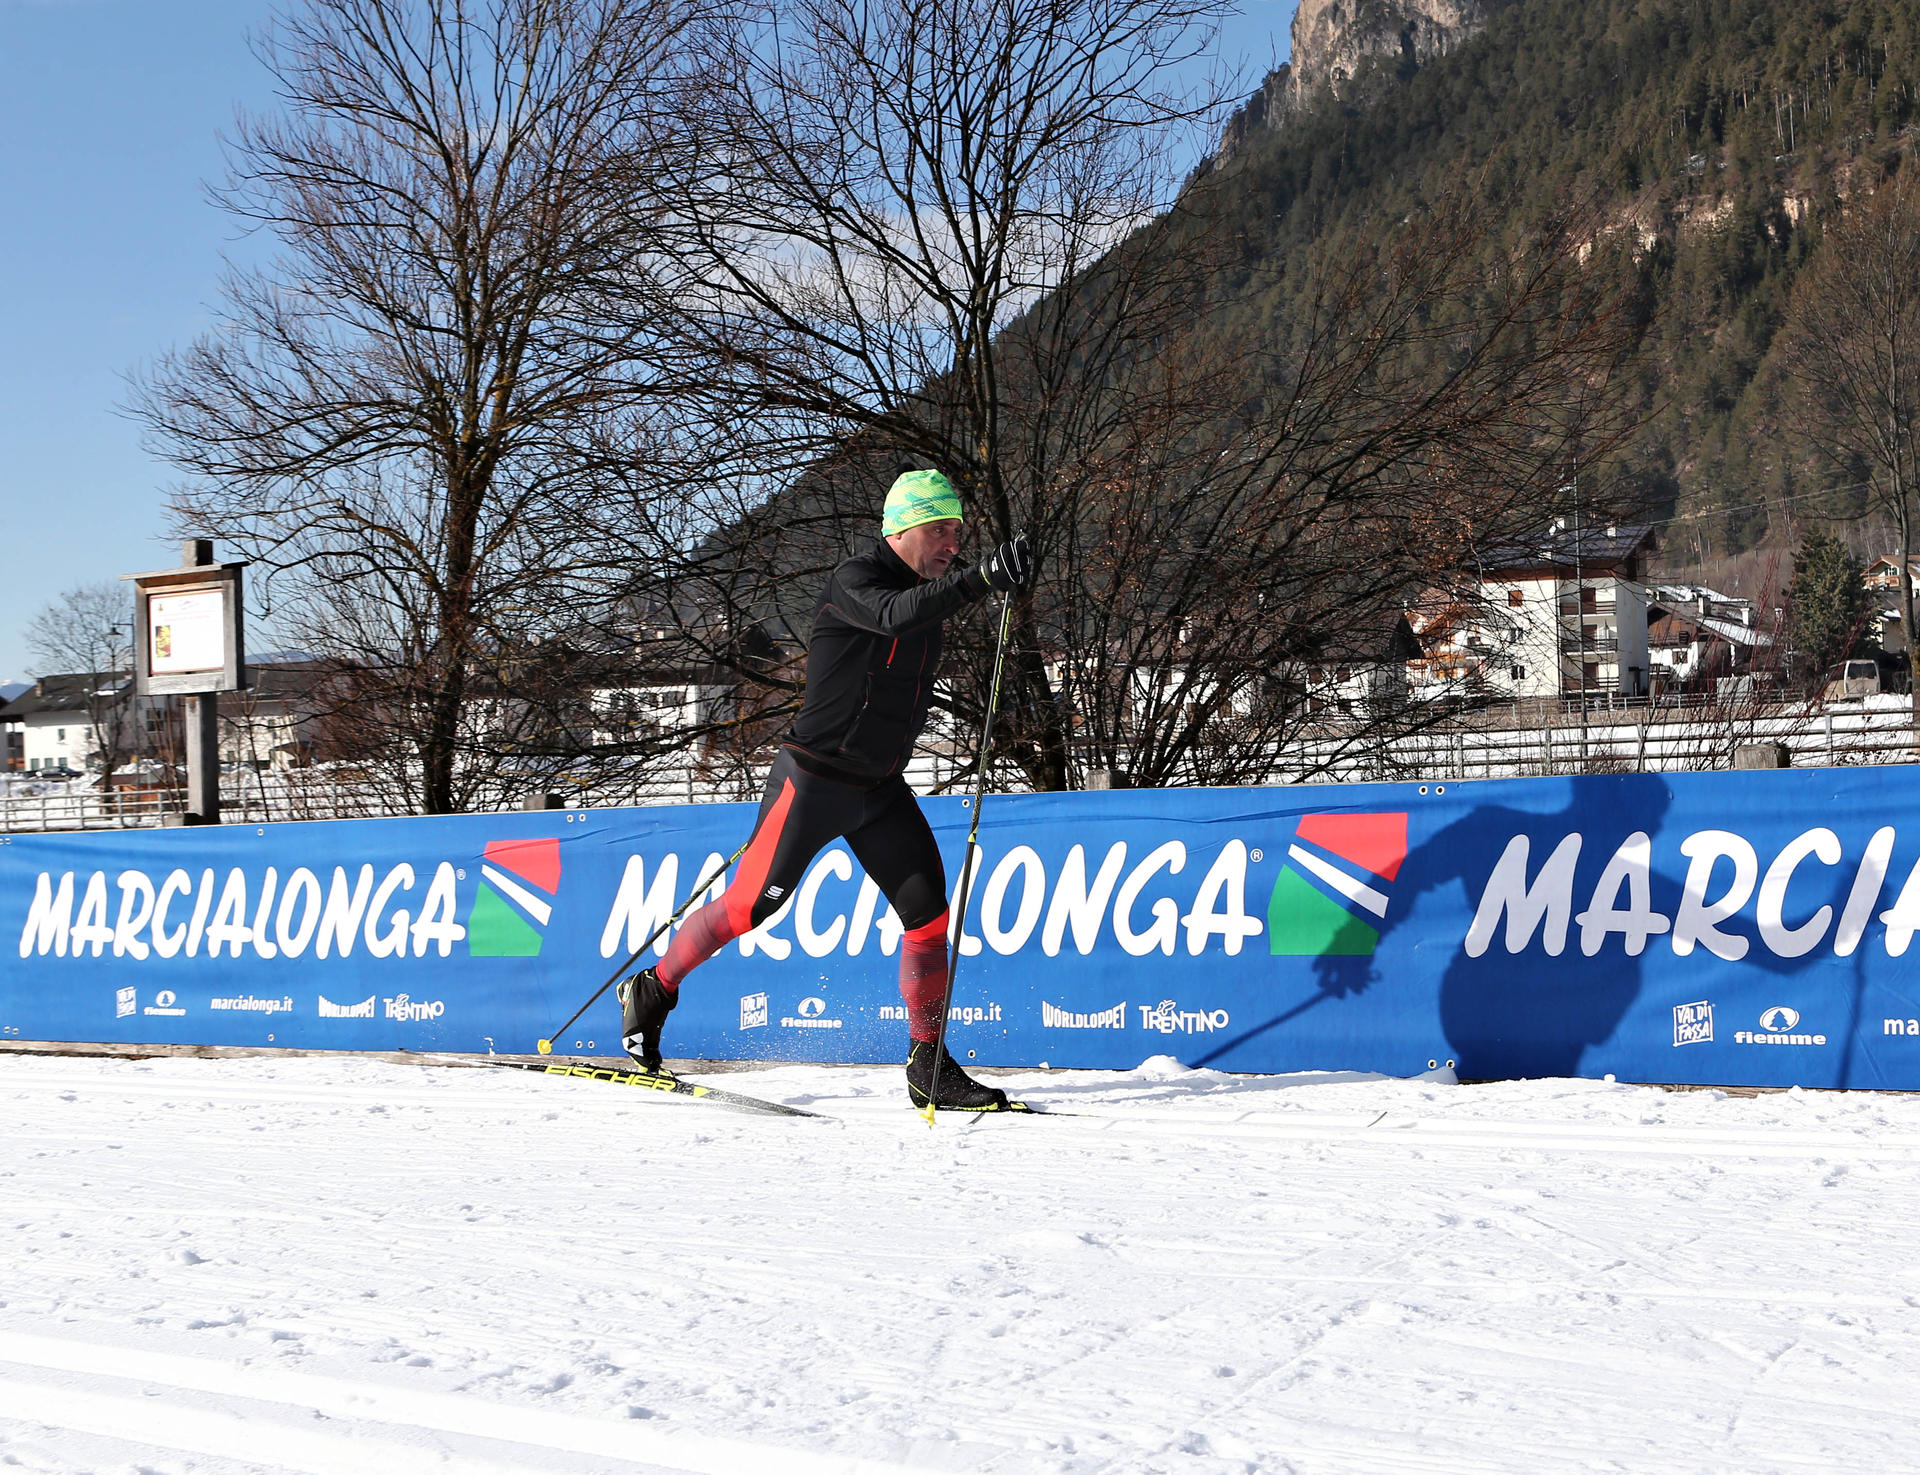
[56,728,66,742]
[1511,664,1526,681]
[1508,589,1524,608]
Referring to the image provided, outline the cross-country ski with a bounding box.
[482,1058,828,1118]
[493,1056,1068,1116]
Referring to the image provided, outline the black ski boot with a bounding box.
[905,1040,1009,1111]
[617,967,678,1072]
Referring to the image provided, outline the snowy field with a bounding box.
[4,1052,1920,1474]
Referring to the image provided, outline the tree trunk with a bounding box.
[424,469,483,815]
[1008,601,1071,790]
[979,460,1072,792]
[1902,496,1920,756]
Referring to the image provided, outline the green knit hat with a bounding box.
[882,469,963,536]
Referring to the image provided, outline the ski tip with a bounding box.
[536,1038,554,1055]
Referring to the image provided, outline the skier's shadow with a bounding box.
[1239,773,1849,1079]
[1193,774,1698,1077]
[1358,774,1676,1077]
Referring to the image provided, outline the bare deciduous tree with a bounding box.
[627,0,1239,790]
[1779,167,1920,740]
[129,0,1643,806]
[131,0,719,812]
[24,582,143,777]
[1041,196,1639,788]
[647,37,1638,790]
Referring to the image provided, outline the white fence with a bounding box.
[3,696,1913,832]
[0,745,975,833]
[1281,694,1919,785]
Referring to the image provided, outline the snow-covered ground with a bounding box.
[4,1052,1920,1475]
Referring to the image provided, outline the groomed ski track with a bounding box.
[4,1054,1919,1474]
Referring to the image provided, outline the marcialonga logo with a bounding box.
[1267,812,1408,957]
[467,838,561,957]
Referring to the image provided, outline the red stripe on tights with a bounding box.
[724,778,797,935]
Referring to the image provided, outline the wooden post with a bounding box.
[182,541,220,825]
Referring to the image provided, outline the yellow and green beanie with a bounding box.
[882,469,963,536]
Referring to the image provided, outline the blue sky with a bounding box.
[0,0,1291,685]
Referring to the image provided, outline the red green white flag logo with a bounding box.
[1266,813,1407,956]
[467,839,561,957]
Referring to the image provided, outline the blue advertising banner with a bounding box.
[5,767,1920,1087]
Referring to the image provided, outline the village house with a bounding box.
[1860,557,1915,652]
[0,658,360,780]
[1863,555,1920,597]
[0,672,153,774]
[1412,523,1657,703]
[1643,585,1770,689]
[216,658,348,769]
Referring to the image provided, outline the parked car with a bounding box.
[32,764,83,781]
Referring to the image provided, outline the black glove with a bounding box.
[961,534,1032,597]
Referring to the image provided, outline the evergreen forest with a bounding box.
[1199,0,1920,577]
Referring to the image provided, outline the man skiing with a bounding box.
[619,468,1032,1110]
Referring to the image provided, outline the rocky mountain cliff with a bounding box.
[1218,0,1515,159]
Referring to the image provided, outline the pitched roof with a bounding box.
[1299,611,1425,665]
[0,672,128,719]
[1864,556,1920,582]
[1475,523,1654,576]
[1647,610,1771,649]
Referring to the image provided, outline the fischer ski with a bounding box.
[487,1057,1073,1118]
[487,1059,824,1118]
[911,1097,1076,1117]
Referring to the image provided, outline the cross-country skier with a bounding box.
[619,469,1032,1109]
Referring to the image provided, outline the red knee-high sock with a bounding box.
[899,913,951,1043]
[655,897,742,990]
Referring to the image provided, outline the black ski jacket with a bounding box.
[785,539,981,782]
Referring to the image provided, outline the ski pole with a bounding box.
[535,839,748,1056]
[923,589,1017,1125]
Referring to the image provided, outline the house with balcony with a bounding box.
[1465,522,1656,701]
[1863,555,1920,597]
[1861,557,1917,651]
